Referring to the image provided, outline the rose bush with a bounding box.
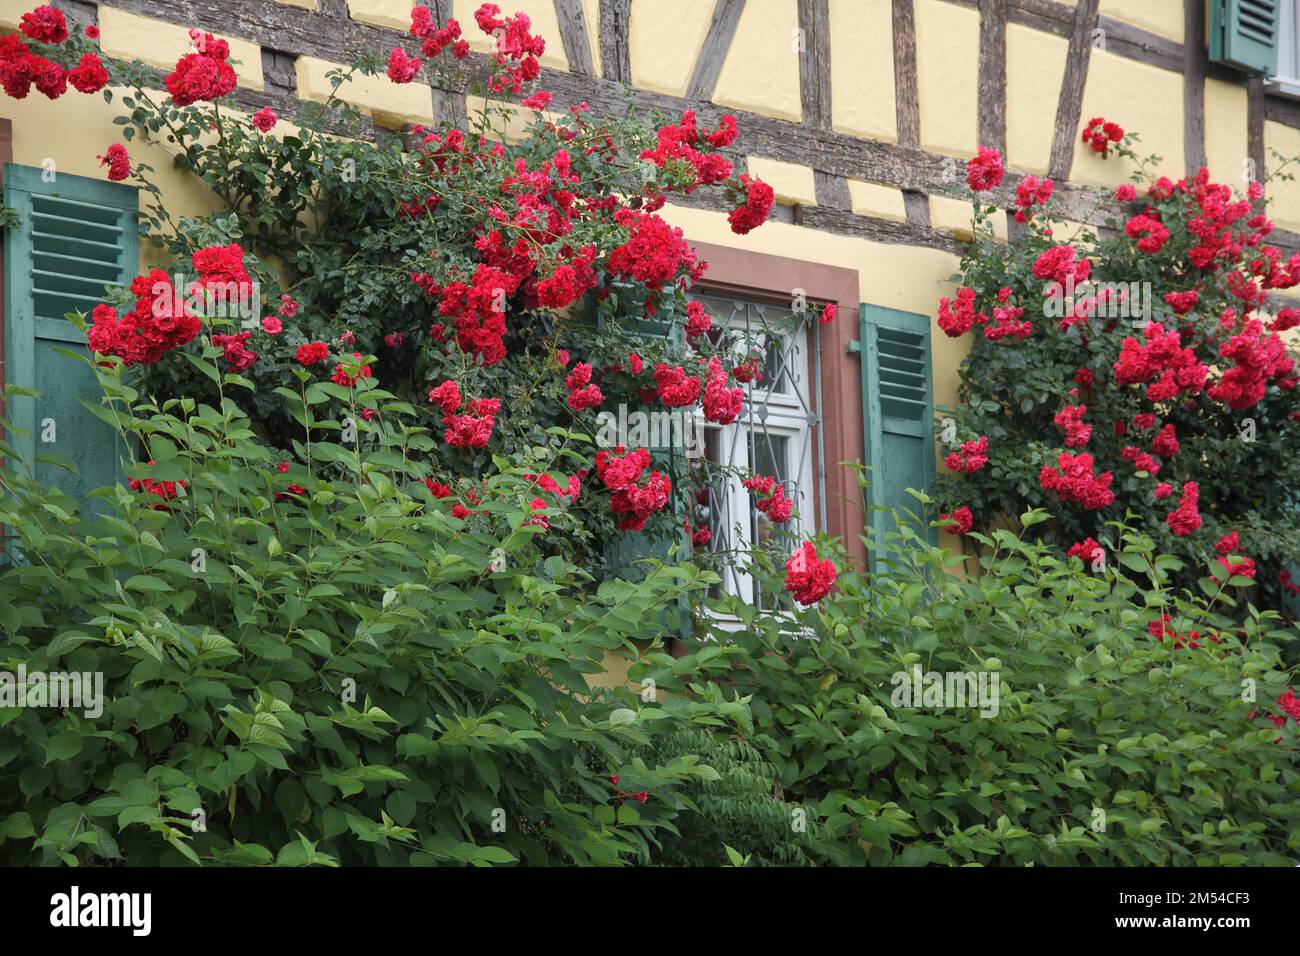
[932,129,1300,621]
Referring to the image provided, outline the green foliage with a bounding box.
[0,357,741,866]
[672,509,1300,866]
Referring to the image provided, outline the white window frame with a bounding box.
[690,294,817,611]
[1268,0,1300,98]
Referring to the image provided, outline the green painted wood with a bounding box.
[4,164,138,513]
[860,303,935,569]
[1210,0,1279,75]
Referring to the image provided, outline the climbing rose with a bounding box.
[20,5,68,44]
[702,357,742,424]
[261,316,282,335]
[1081,116,1124,157]
[386,48,422,83]
[784,542,836,605]
[728,174,774,235]
[97,143,129,181]
[940,506,973,534]
[819,303,837,325]
[1216,532,1240,555]
[68,53,109,94]
[1218,554,1257,579]
[966,146,1004,192]
[1068,537,1104,565]
[944,435,989,473]
[295,341,330,367]
[164,33,237,106]
[252,106,277,132]
[1165,481,1202,536]
[654,363,701,408]
[212,331,257,372]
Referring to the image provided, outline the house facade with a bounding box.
[3,0,1300,570]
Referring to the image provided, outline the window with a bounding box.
[1269,0,1300,96]
[1211,0,1281,76]
[688,292,818,608]
[3,164,138,515]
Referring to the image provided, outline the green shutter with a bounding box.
[4,164,138,509]
[859,304,934,567]
[1210,0,1279,75]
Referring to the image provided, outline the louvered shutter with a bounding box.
[860,304,934,567]
[3,164,138,508]
[1210,0,1280,75]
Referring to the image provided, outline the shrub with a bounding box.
[932,132,1300,615]
[654,505,1300,866]
[0,360,737,866]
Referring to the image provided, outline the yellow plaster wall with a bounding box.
[745,156,817,206]
[1098,0,1184,44]
[296,55,435,128]
[1006,23,1067,174]
[828,0,896,143]
[1204,78,1250,189]
[848,180,907,222]
[1266,121,1300,233]
[712,0,803,123]
[915,0,979,158]
[1070,48,1184,188]
[628,0,714,96]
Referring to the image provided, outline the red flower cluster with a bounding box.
[944,435,989,473]
[87,271,201,366]
[475,3,545,95]
[1081,117,1123,157]
[1013,175,1053,223]
[429,379,500,448]
[653,363,701,407]
[1054,404,1091,448]
[386,48,422,83]
[684,300,712,339]
[728,174,775,235]
[743,474,793,523]
[784,542,836,605]
[1,7,108,101]
[295,341,330,366]
[415,262,519,365]
[1039,452,1115,510]
[1068,537,1103,565]
[1032,244,1091,288]
[213,331,256,372]
[252,106,277,132]
[331,352,372,387]
[97,143,130,182]
[164,31,237,106]
[410,6,469,59]
[128,462,187,510]
[595,445,671,531]
[702,357,742,425]
[1206,318,1294,411]
[1147,613,1215,649]
[1112,322,1208,402]
[640,110,737,193]
[1121,445,1161,475]
[966,146,1004,192]
[1165,481,1201,536]
[1124,214,1170,254]
[607,208,703,292]
[937,287,983,338]
[940,506,973,534]
[565,361,604,411]
[1214,531,1255,580]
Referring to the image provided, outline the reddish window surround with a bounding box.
[690,240,866,568]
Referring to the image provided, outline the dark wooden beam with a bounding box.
[978,0,1008,154]
[554,0,595,76]
[813,169,851,210]
[1048,0,1100,180]
[598,0,631,83]
[892,0,920,149]
[687,0,747,101]
[1249,76,1267,194]
[797,0,832,129]
[1183,0,1207,175]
